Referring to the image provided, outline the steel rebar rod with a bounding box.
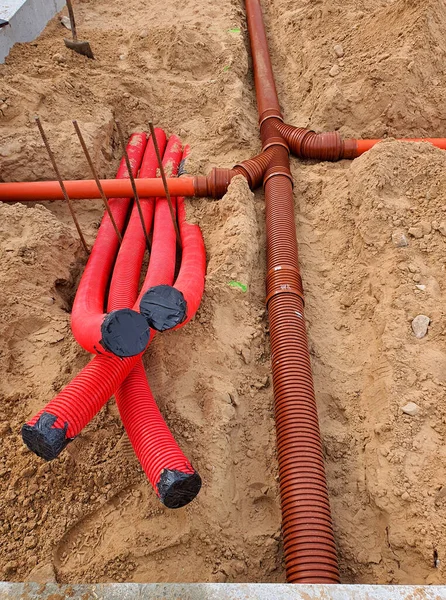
[115,121,152,251]
[34,117,89,254]
[72,120,122,244]
[148,120,182,247]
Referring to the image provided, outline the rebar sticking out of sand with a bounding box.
[72,120,123,244]
[114,120,151,251]
[34,116,89,254]
[148,120,182,248]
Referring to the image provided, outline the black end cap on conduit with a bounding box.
[21,412,71,461]
[100,308,150,357]
[139,285,187,332]
[158,469,202,509]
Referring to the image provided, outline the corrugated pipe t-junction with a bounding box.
[4,0,446,586]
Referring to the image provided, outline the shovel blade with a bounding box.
[64,38,94,59]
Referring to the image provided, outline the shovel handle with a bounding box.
[65,0,78,41]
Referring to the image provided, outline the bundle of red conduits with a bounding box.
[22,130,205,509]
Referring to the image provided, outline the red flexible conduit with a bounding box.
[71,130,167,357]
[111,141,200,507]
[21,166,206,466]
[70,133,147,354]
[107,130,167,310]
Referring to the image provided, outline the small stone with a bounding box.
[411,314,430,339]
[233,560,246,574]
[420,221,432,235]
[139,30,148,38]
[412,273,421,283]
[3,561,18,577]
[401,402,419,416]
[0,422,11,435]
[333,44,344,58]
[23,466,36,478]
[438,222,446,236]
[340,293,354,308]
[401,491,410,501]
[52,53,66,64]
[0,140,22,157]
[329,64,340,77]
[123,92,130,98]
[415,285,426,291]
[119,54,126,60]
[25,562,56,583]
[60,16,72,30]
[408,226,423,239]
[24,535,37,549]
[392,231,408,247]
[41,296,55,306]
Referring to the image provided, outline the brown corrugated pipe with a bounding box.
[244,0,340,584]
[268,122,446,161]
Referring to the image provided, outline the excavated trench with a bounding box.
[1,0,446,586]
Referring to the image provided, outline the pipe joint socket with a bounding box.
[263,165,293,188]
[259,109,284,126]
[275,123,346,161]
[266,265,305,306]
[194,169,237,199]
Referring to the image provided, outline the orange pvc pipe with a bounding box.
[354,137,446,157]
[0,177,197,202]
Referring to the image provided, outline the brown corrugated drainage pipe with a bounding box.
[241,0,341,584]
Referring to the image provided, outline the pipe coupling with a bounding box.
[266,265,304,306]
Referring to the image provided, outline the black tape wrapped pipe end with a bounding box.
[100,308,150,357]
[157,468,202,509]
[139,285,187,332]
[21,412,71,461]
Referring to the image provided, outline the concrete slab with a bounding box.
[0,0,65,63]
[1,583,446,599]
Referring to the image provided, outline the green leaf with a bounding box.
[228,27,241,33]
[228,280,247,293]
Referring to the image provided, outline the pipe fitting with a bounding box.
[260,116,288,150]
[266,265,304,306]
[275,122,345,161]
[259,109,284,125]
[233,146,277,190]
[193,168,237,198]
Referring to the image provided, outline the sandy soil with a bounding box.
[1,0,446,586]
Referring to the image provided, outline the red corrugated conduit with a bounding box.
[70,133,146,353]
[70,131,158,356]
[111,140,200,507]
[21,160,206,467]
[74,128,167,357]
